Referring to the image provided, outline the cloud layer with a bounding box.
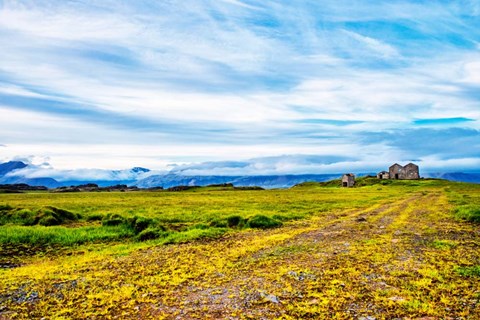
[0,0,479,173]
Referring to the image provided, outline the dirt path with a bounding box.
[140,191,478,319]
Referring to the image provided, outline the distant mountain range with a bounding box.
[423,172,480,184]
[0,161,479,189]
[134,173,342,189]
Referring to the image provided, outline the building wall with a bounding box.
[388,163,419,180]
[377,172,390,179]
[342,175,355,187]
[404,164,419,179]
[389,164,404,179]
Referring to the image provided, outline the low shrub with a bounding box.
[133,217,155,233]
[124,216,157,234]
[102,213,126,226]
[13,209,37,226]
[38,215,60,226]
[0,208,37,226]
[44,206,77,221]
[0,204,13,211]
[137,228,168,241]
[226,215,244,228]
[209,218,227,228]
[247,215,282,229]
[102,218,124,226]
[86,214,103,222]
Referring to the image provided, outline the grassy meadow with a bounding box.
[0,178,479,319]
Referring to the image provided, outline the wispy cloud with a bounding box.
[342,30,400,59]
[0,0,479,172]
[413,117,475,126]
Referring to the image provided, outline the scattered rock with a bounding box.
[388,296,406,302]
[286,270,316,281]
[260,292,279,304]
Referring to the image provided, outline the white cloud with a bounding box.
[342,30,400,58]
[462,59,480,85]
[0,1,479,172]
[220,0,262,11]
[0,5,139,42]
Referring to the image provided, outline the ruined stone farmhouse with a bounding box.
[342,173,355,187]
[377,163,420,180]
[377,171,390,179]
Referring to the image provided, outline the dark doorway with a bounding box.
[395,174,399,179]
[343,182,348,187]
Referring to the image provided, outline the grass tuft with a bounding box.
[247,215,282,229]
[454,205,480,223]
[456,265,480,277]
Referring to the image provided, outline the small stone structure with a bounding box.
[377,171,390,179]
[342,173,355,187]
[377,163,420,180]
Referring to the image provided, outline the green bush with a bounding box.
[247,215,282,229]
[44,206,77,221]
[1,206,81,226]
[38,216,60,226]
[102,218,124,226]
[133,217,155,233]
[0,204,13,211]
[86,214,103,222]
[138,228,163,241]
[209,218,227,228]
[226,215,244,228]
[124,216,157,234]
[0,209,37,226]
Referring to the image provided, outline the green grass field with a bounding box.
[0,178,479,319]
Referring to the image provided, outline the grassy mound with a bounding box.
[0,206,80,226]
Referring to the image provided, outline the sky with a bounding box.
[0,0,480,176]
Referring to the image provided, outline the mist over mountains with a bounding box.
[0,160,479,189]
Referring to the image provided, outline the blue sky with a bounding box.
[0,0,479,174]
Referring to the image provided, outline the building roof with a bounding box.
[389,163,402,169]
[405,163,419,168]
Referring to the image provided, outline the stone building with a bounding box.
[377,171,390,179]
[342,173,355,187]
[389,163,404,180]
[403,163,420,179]
[387,163,419,180]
